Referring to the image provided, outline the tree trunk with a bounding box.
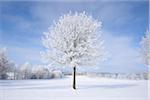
[73,66,76,89]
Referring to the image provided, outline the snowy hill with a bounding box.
[0,76,149,100]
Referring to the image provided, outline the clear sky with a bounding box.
[0,0,149,73]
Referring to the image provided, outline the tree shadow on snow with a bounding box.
[3,84,138,90]
[78,84,138,90]
[2,85,71,90]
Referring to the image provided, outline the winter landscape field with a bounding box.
[0,1,149,100]
[0,76,149,100]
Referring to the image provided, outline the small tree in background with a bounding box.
[0,47,15,79]
[42,12,106,89]
[140,30,150,79]
[140,30,150,67]
[19,62,32,79]
[32,65,50,79]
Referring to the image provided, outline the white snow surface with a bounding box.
[0,76,149,100]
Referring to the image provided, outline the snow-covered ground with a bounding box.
[0,76,149,100]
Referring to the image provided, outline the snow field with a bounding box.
[0,76,149,100]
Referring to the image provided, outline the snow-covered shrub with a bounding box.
[86,73,148,80]
[110,73,118,78]
[142,73,148,80]
[51,70,63,78]
[32,65,52,79]
[7,72,15,80]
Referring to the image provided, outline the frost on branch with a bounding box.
[41,12,106,67]
[140,30,150,67]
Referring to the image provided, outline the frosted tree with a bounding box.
[19,62,32,79]
[140,30,150,67]
[32,65,50,79]
[0,47,15,79]
[42,12,106,89]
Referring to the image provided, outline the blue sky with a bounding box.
[0,0,149,73]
